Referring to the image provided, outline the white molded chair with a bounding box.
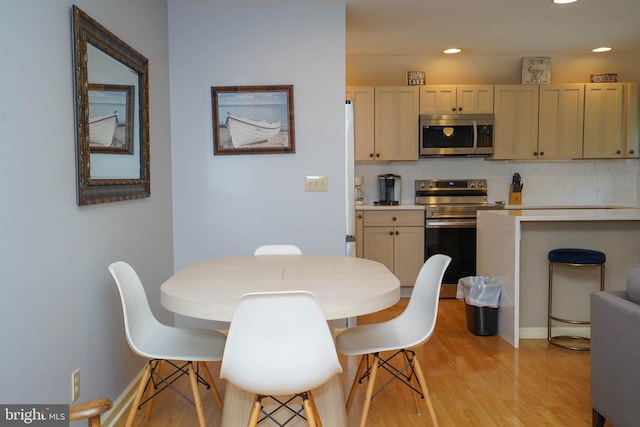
[253,244,302,255]
[220,291,342,426]
[336,254,452,427]
[109,261,226,427]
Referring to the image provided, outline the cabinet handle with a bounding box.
[389,231,394,236]
[539,151,544,156]
[458,107,462,112]
[392,216,397,221]
[630,150,635,155]
[357,214,363,219]
[617,150,622,155]
[395,230,399,235]
[533,152,538,156]
[451,107,456,112]
[369,153,374,158]
[375,153,380,158]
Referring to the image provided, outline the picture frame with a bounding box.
[521,57,551,84]
[211,85,295,155]
[88,83,135,154]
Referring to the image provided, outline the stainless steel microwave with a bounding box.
[419,114,494,157]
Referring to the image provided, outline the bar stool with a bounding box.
[548,248,605,351]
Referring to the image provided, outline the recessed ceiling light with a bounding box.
[443,48,461,54]
[552,0,578,4]
[592,47,612,53]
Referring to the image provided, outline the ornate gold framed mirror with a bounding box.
[72,5,150,205]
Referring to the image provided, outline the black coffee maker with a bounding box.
[376,174,401,205]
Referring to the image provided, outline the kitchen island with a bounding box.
[477,208,640,347]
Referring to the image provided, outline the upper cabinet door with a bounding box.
[375,86,419,161]
[346,86,375,161]
[538,84,584,159]
[457,85,494,114]
[419,85,457,114]
[493,85,539,160]
[583,83,625,158]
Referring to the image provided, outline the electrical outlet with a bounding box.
[72,369,80,401]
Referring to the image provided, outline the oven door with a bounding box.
[425,218,477,298]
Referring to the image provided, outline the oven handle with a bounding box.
[426,220,477,228]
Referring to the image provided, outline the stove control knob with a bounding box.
[418,182,426,189]
[468,181,475,188]
[477,181,485,188]
[428,182,435,188]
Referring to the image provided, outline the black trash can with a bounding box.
[457,276,501,336]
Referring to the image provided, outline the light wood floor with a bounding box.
[114,298,601,426]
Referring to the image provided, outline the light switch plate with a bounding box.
[305,175,328,192]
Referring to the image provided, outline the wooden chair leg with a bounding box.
[143,360,163,421]
[308,391,322,427]
[412,355,439,427]
[125,362,151,427]
[358,354,379,427]
[187,363,207,427]
[300,393,317,427]
[199,361,224,411]
[247,395,261,427]
[346,354,367,413]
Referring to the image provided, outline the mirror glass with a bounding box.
[72,6,150,205]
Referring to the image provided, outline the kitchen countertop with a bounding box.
[356,204,425,211]
[484,207,640,221]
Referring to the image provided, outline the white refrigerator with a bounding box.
[344,100,357,327]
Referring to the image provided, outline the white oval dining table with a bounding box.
[160,254,401,427]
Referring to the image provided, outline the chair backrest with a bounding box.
[108,261,162,358]
[396,254,452,348]
[253,244,302,255]
[220,291,342,395]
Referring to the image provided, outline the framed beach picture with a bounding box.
[88,83,135,154]
[211,85,295,155]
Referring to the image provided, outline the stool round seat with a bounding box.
[548,248,606,265]
[548,248,605,351]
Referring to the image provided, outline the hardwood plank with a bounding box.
[112,299,604,426]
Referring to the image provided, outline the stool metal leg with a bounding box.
[548,261,605,351]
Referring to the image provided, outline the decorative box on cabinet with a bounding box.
[360,210,424,287]
[419,85,494,115]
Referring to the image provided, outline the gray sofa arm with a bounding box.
[591,290,640,427]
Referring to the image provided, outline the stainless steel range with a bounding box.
[415,179,503,298]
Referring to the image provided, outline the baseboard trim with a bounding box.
[102,366,145,427]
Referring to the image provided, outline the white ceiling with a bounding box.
[172,0,640,56]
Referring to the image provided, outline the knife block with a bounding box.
[509,185,522,205]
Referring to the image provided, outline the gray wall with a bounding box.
[0,0,174,406]
[168,2,347,270]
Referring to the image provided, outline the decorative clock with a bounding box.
[522,57,551,84]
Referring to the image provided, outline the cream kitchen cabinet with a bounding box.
[359,210,424,287]
[583,82,639,158]
[347,86,419,162]
[493,85,539,160]
[346,86,375,162]
[419,85,494,115]
[374,86,419,161]
[537,84,585,159]
[494,84,584,160]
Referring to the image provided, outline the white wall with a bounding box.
[0,0,174,406]
[350,53,640,206]
[168,3,347,269]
